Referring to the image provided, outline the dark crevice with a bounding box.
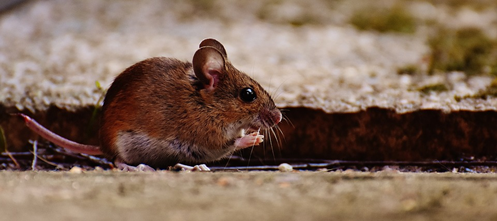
[243,107,497,161]
[2,105,497,161]
[0,104,100,151]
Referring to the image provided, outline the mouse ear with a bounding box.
[193,46,226,91]
[199,38,228,59]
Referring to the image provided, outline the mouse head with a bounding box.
[192,39,281,133]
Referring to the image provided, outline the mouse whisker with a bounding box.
[247,145,255,167]
[245,127,261,167]
[272,127,282,159]
[265,129,274,160]
[261,129,267,159]
[274,125,286,141]
[224,147,237,169]
[270,127,281,148]
[265,128,275,161]
[281,112,294,128]
[270,83,284,101]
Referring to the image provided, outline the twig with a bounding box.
[31,140,38,170]
[28,150,60,167]
[28,141,113,168]
[4,151,20,169]
[48,144,113,167]
[1,151,38,157]
[0,126,20,168]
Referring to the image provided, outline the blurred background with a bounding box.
[1,0,496,112]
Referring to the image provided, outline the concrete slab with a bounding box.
[1,0,496,113]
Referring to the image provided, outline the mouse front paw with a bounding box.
[234,132,264,149]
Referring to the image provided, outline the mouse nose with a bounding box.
[260,108,282,127]
[272,109,282,125]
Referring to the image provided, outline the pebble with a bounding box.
[69,166,83,174]
[278,163,293,172]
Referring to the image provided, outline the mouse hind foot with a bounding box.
[114,158,155,172]
[173,163,211,172]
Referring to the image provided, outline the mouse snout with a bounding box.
[260,108,282,128]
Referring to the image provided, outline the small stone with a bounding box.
[69,166,83,174]
[278,163,293,172]
[343,169,355,174]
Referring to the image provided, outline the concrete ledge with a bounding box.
[3,105,497,162]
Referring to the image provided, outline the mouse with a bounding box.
[19,38,282,171]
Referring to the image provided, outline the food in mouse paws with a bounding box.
[235,132,264,149]
[21,38,282,170]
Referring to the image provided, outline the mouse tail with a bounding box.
[16,113,103,155]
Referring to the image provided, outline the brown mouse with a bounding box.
[20,38,282,171]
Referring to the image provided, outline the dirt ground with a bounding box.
[1,170,496,221]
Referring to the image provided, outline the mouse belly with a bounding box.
[115,130,236,168]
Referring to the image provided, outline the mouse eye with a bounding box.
[240,87,257,102]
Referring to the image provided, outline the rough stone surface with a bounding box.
[0,0,496,113]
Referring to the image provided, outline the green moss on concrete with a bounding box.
[428,27,497,76]
[397,65,421,75]
[418,83,449,94]
[349,5,416,33]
